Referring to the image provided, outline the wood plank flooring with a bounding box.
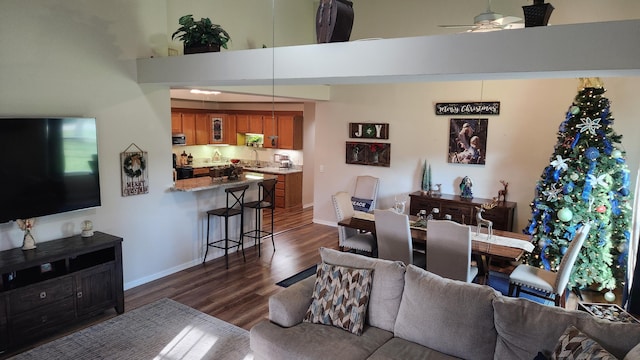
[124,206,336,330]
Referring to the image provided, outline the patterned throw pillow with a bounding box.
[304,262,373,335]
[551,325,617,360]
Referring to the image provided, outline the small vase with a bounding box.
[522,2,554,27]
[372,152,379,163]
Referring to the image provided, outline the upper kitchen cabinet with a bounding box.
[235,114,249,133]
[209,113,236,145]
[249,115,263,134]
[172,111,196,145]
[278,114,303,150]
[222,114,237,145]
[236,114,263,134]
[195,113,211,145]
[263,115,277,149]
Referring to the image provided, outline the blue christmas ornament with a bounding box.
[571,133,580,148]
[560,246,568,255]
[563,181,574,194]
[611,199,621,216]
[553,168,560,181]
[585,147,600,161]
[620,188,630,196]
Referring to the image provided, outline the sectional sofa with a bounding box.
[250,247,640,359]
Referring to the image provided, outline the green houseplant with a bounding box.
[171,15,231,54]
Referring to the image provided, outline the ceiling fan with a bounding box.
[439,0,524,32]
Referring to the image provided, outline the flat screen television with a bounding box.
[0,117,101,224]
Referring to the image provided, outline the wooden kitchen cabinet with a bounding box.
[223,115,237,145]
[277,115,303,150]
[235,114,249,133]
[195,113,211,145]
[249,114,263,133]
[276,172,303,209]
[409,192,516,231]
[172,111,196,145]
[263,115,277,149]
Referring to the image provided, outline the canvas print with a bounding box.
[346,142,391,167]
[448,118,488,165]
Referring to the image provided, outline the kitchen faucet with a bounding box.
[252,148,260,167]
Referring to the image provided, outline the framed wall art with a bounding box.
[448,118,488,165]
[346,142,391,167]
[121,143,149,196]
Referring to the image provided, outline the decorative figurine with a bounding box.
[497,180,509,202]
[17,218,36,250]
[476,201,497,239]
[460,176,473,199]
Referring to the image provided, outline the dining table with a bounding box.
[338,211,534,284]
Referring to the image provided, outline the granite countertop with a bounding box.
[242,166,302,175]
[171,172,277,192]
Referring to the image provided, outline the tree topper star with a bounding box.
[587,173,608,188]
[550,155,569,172]
[576,116,602,135]
[542,183,562,202]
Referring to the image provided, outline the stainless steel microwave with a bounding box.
[172,133,186,145]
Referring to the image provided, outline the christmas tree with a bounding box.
[524,78,632,297]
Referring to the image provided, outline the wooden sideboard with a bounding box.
[0,232,124,352]
[409,191,517,231]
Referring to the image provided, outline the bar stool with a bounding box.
[243,179,277,257]
[203,184,249,268]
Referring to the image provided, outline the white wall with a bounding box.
[311,78,640,233]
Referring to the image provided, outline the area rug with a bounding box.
[276,264,318,287]
[9,298,253,360]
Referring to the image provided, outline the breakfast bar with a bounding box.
[170,172,278,264]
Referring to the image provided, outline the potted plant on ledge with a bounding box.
[172,14,231,54]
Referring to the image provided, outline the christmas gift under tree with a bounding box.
[523,78,632,300]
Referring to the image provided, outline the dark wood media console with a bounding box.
[0,231,123,352]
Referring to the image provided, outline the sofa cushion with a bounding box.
[551,325,616,360]
[269,276,316,327]
[320,247,406,332]
[250,320,393,360]
[394,265,498,360]
[368,337,460,360]
[304,262,373,335]
[493,296,640,360]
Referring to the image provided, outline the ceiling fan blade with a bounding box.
[493,16,523,26]
[438,24,476,29]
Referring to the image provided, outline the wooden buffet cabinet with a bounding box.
[409,192,517,231]
[0,232,124,352]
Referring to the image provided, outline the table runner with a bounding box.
[354,211,534,252]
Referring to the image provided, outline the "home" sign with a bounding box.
[349,123,389,139]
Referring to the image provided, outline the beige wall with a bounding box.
[311,78,640,233]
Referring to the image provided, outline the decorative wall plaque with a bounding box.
[349,123,389,139]
[435,102,500,115]
[120,143,149,196]
[346,142,390,167]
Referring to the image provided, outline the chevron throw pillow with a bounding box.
[551,325,616,360]
[304,262,373,335]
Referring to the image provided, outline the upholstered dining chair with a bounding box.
[352,175,380,213]
[332,191,376,254]
[508,223,591,307]
[426,219,478,283]
[374,209,426,268]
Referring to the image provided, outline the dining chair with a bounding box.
[426,219,478,283]
[508,223,591,307]
[352,175,380,212]
[332,191,376,254]
[374,209,426,268]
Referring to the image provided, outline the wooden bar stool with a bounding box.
[203,184,249,268]
[243,179,277,257]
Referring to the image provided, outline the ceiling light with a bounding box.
[190,89,221,95]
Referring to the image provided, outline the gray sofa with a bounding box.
[250,248,640,360]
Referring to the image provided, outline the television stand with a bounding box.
[0,231,124,352]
